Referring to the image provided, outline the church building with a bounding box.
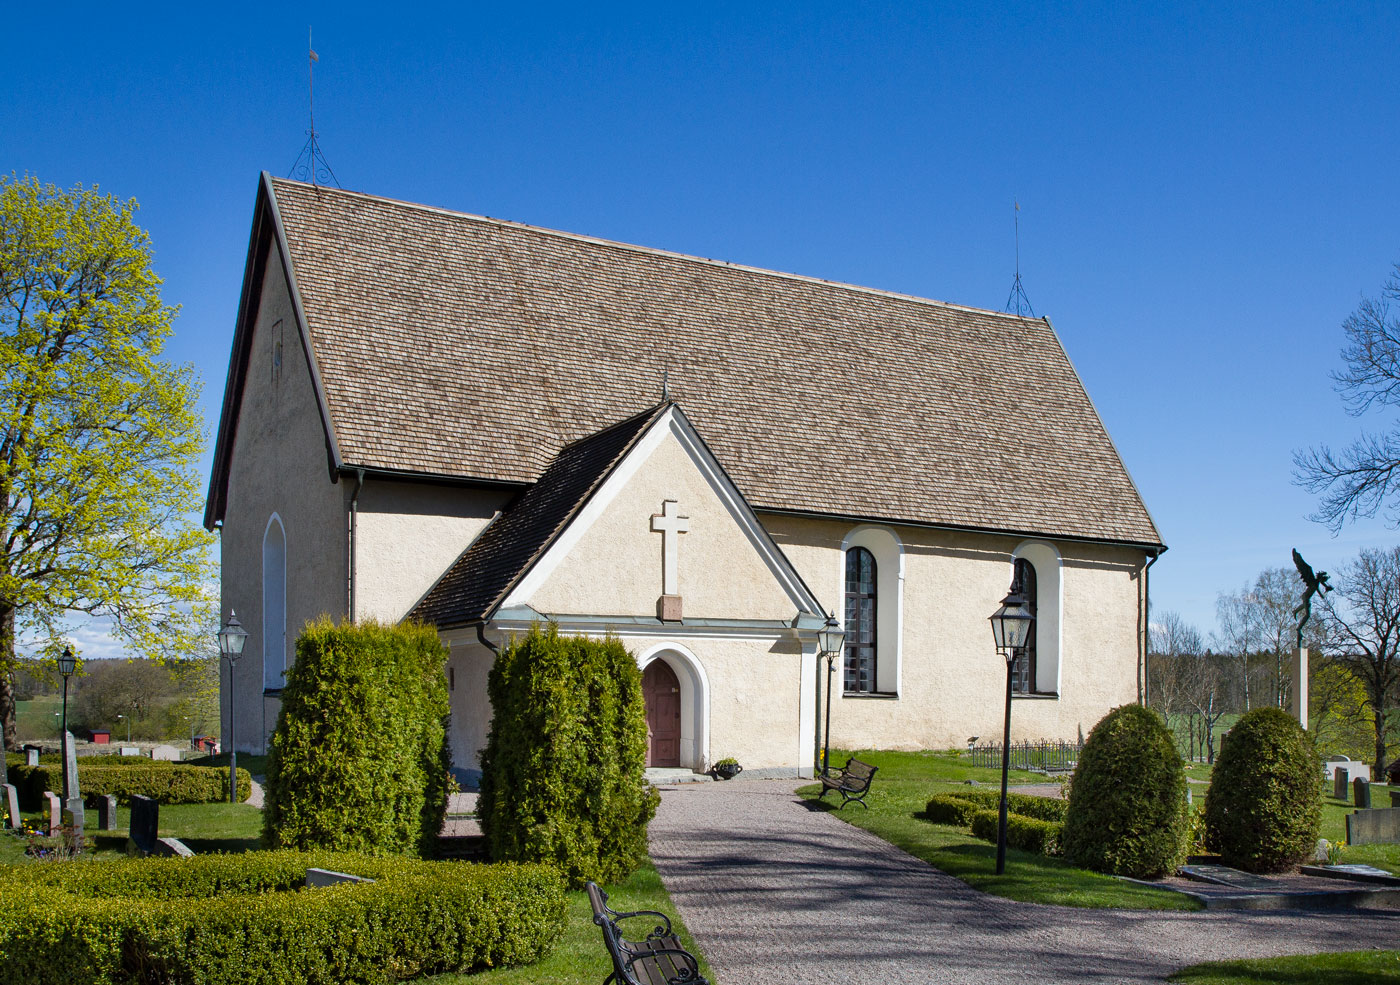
[205,174,1165,780]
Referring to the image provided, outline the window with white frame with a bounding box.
[262,515,287,691]
[840,526,903,695]
[1009,541,1061,695]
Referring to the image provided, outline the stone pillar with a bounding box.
[1291,647,1309,729]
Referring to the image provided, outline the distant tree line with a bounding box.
[10,655,218,743]
[1150,549,1400,776]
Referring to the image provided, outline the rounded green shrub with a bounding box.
[0,851,565,985]
[969,808,1064,856]
[1203,706,1322,873]
[1062,704,1188,877]
[263,619,451,856]
[478,625,659,888]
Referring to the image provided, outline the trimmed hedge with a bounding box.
[1062,704,1188,878]
[925,793,986,826]
[924,787,1068,824]
[479,625,658,888]
[263,620,451,857]
[0,851,564,985]
[1204,707,1322,873]
[969,808,1064,856]
[7,762,251,809]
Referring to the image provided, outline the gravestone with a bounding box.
[1334,768,1350,801]
[1391,790,1400,809]
[306,868,376,887]
[1355,777,1373,809]
[119,746,140,757]
[24,745,40,767]
[154,837,194,857]
[2,784,18,830]
[41,791,61,835]
[150,745,181,762]
[127,794,159,856]
[88,793,117,832]
[1346,806,1400,846]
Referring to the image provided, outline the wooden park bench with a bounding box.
[587,881,708,985]
[817,757,879,809]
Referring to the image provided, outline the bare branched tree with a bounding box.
[1318,545,1400,777]
[1295,264,1400,530]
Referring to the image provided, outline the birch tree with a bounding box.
[0,175,214,748]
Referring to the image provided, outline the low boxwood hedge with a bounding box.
[968,808,1064,856]
[0,851,565,985]
[7,762,251,808]
[924,788,1068,825]
[925,794,986,826]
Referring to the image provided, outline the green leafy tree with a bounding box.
[0,174,214,749]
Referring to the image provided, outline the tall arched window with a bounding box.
[262,515,287,690]
[1010,557,1038,694]
[844,547,878,693]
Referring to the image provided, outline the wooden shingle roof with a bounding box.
[207,174,1162,549]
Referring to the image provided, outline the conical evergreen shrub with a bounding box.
[477,625,658,888]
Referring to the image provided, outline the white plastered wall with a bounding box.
[353,480,511,623]
[220,252,348,753]
[765,514,1144,752]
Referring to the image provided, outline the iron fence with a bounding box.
[965,739,1082,773]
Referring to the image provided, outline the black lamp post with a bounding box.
[218,612,248,804]
[817,612,847,775]
[57,646,77,802]
[989,590,1034,876]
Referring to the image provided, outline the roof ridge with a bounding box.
[267,176,1044,325]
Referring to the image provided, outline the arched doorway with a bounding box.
[642,660,682,768]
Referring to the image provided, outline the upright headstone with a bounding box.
[1355,777,1373,809]
[150,745,180,762]
[2,784,18,830]
[127,794,159,856]
[41,790,61,835]
[24,745,40,767]
[1391,790,1400,809]
[89,793,117,832]
[1335,768,1350,801]
[61,731,84,834]
[119,746,140,757]
[1292,646,1309,729]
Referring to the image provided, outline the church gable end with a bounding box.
[507,406,823,627]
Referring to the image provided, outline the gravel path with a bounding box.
[647,779,1400,984]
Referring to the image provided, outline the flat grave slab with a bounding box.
[1178,864,1275,891]
[1301,863,1400,885]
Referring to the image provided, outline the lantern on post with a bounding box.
[989,590,1034,875]
[217,612,248,804]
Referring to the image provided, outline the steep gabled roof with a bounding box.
[207,173,1163,549]
[411,404,665,627]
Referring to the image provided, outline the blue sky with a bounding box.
[4,3,1399,653]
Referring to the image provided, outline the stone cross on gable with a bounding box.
[651,500,690,597]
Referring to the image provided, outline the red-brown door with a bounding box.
[643,660,682,768]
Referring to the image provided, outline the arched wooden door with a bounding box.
[642,660,682,768]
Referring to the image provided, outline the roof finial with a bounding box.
[289,27,341,188]
[1004,200,1035,317]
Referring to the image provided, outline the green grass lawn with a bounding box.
[802,748,1201,909]
[421,863,708,985]
[14,696,62,742]
[0,801,263,863]
[1169,950,1400,983]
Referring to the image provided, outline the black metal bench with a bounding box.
[817,757,879,809]
[587,881,708,985]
